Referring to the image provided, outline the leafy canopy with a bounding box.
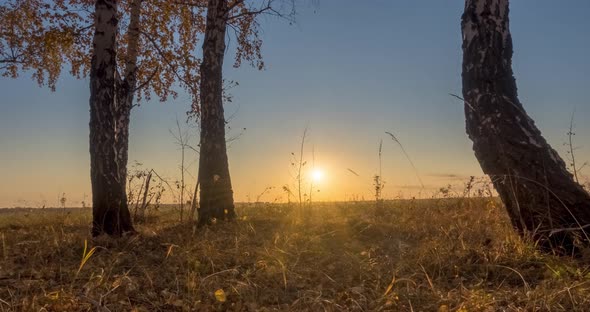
[0,0,273,107]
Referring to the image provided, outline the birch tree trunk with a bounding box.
[89,0,134,236]
[197,0,236,226]
[115,0,141,217]
[461,0,590,254]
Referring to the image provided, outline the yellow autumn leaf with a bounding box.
[214,289,226,302]
[438,305,449,312]
[46,291,60,300]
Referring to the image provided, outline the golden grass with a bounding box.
[1,199,590,311]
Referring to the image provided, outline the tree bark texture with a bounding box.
[461,0,590,254]
[89,0,134,236]
[197,0,236,226]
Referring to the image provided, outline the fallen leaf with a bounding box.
[215,289,226,302]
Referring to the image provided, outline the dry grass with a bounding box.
[2,199,590,311]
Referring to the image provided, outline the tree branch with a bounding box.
[226,0,283,21]
[133,65,160,93]
[172,0,208,8]
[140,30,199,98]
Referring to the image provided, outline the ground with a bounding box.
[1,199,590,311]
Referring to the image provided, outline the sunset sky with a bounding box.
[1,0,589,207]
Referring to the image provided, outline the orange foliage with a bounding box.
[0,0,271,110]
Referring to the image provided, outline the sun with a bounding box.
[311,169,324,183]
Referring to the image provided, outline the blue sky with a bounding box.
[1,0,589,207]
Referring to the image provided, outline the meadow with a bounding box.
[2,197,590,311]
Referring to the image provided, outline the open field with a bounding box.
[2,199,590,311]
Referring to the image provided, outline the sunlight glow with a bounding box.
[311,169,324,183]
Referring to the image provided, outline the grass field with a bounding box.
[2,199,590,311]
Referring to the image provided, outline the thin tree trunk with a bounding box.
[461,0,590,254]
[115,0,141,211]
[89,0,134,236]
[197,0,236,226]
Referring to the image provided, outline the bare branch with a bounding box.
[227,0,294,23]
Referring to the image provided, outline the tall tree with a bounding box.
[194,0,289,226]
[0,0,205,236]
[89,0,134,235]
[461,0,590,254]
[197,0,235,226]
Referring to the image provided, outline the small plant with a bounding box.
[282,185,294,205]
[77,240,97,274]
[255,186,274,205]
[59,193,67,209]
[385,131,424,190]
[127,163,167,222]
[438,184,453,198]
[374,175,383,202]
[81,193,87,209]
[374,140,385,210]
[287,127,327,220]
[288,127,311,221]
[294,127,308,209]
[170,117,195,222]
[563,110,588,184]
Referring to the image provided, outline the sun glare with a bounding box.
[311,169,324,182]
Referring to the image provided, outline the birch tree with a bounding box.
[186,0,292,226]
[89,0,134,235]
[461,0,590,254]
[0,0,205,236]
